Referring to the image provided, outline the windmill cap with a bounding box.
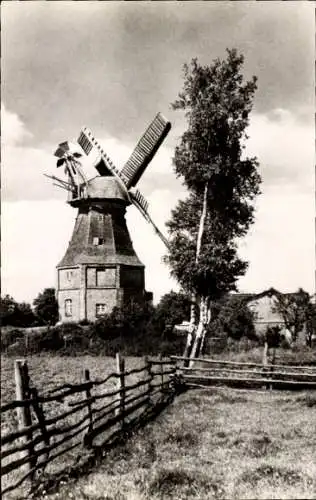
[69,176,130,206]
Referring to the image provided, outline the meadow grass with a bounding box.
[2,352,316,499]
[1,355,144,406]
[1,355,146,498]
[37,386,316,500]
[206,345,316,366]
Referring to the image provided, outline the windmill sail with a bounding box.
[129,188,149,213]
[77,127,119,177]
[129,189,170,249]
[120,113,171,189]
[77,130,93,155]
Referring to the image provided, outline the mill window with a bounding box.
[65,299,72,317]
[66,271,73,281]
[96,303,106,317]
[93,237,104,246]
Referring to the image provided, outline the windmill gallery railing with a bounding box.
[1,355,177,498]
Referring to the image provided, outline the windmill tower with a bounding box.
[48,113,171,323]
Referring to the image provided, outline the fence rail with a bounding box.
[171,355,316,390]
[1,354,176,498]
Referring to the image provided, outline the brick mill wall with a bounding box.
[58,289,81,323]
[58,268,80,289]
[86,288,118,321]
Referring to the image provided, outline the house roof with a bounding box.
[231,288,296,305]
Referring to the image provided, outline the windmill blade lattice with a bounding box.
[78,127,121,177]
[129,189,170,249]
[120,113,171,189]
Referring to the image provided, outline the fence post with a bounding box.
[158,354,164,394]
[14,359,36,485]
[171,358,177,392]
[115,353,125,429]
[262,341,268,367]
[25,332,29,352]
[262,341,269,390]
[83,369,93,447]
[144,356,153,409]
[268,347,276,392]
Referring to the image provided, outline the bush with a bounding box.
[37,328,64,351]
[1,301,189,357]
[1,328,24,351]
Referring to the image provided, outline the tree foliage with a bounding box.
[0,294,36,327]
[92,302,154,340]
[306,302,316,347]
[165,49,261,301]
[153,291,191,332]
[33,288,59,326]
[217,295,256,341]
[273,288,312,342]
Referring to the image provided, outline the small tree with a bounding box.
[15,302,36,327]
[218,295,256,341]
[0,295,36,327]
[165,49,261,361]
[306,302,316,347]
[273,288,311,342]
[153,291,191,334]
[33,288,59,326]
[0,295,19,326]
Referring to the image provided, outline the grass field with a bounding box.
[33,386,316,500]
[2,353,316,499]
[1,355,145,405]
[1,355,146,498]
[207,345,316,366]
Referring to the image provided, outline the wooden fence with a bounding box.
[171,356,316,390]
[1,354,177,498]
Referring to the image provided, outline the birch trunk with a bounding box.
[189,296,210,366]
[182,296,196,364]
[262,340,269,366]
[184,181,209,362]
[200,302,211,353]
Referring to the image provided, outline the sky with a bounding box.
[1,1,315,305]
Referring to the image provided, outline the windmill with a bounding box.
[49,113,171,323]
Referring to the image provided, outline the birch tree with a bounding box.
[165,50,261,362]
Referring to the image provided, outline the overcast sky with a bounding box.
[2,1,314,304]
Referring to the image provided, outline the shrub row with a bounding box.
[1,303,186,357]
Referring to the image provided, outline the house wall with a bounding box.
[248,295,284,324]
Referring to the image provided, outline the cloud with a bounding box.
[2,201,75,303]
[1,104,32,146]
[246,109,313,194]
[237,184,314,294]
[2,2,313,146]
[1,103,62,202]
